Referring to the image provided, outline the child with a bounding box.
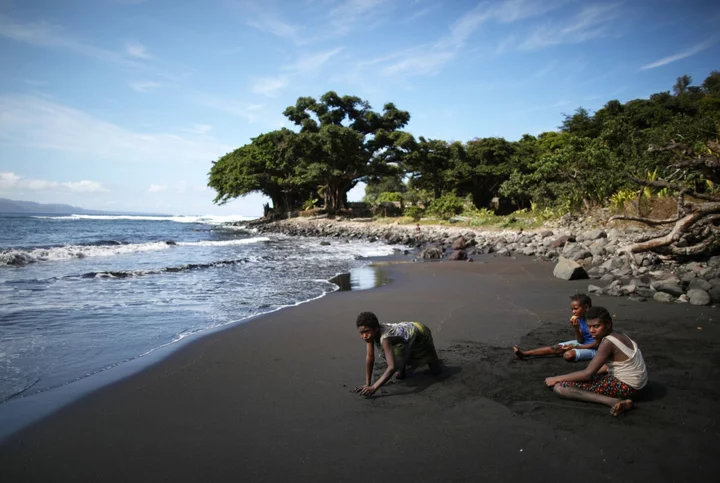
[544,306,648,417]
[513,294,597,362]
[351,312,440,397]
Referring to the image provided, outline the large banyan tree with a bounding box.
[208,91,411,215]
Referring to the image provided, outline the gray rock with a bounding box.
[540,230,554,238]
[550,235,575,249]
[585,229,607,241]
[600,273,615,282]
[708,255,720,267]
[553,257,589,280]
[653,292,674,303]
[419,245,443,259]
[451,236,467,250]
[521,246,536,256]
[448,250,467,261]
[588,241,606,256]
[651,281,685,297]
[689,279,712,291]
[635,287,655,298]
[628,294,647,302]
[588,284,604,294]
[685,262,704,273]
[708,285,720,303]
[687,288,711,306]
[621,284,636,294]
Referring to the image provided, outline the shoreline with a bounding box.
[0,256,400,443]
[1,255,718,481]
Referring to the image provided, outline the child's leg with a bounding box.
[553,385,633,416]
[552,375,637,416]
[514,345,565,359]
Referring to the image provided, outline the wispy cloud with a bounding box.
[0,171,108,193]
[0,95,233,163]
[195,95,267,123]
[247,16,301,41]
[251,76,289,97]
[285,47,343,74]
[129,80,161,93]
[327,0,391,37]
[359,0,568,78]
[516,3,622,51]
[640,38,717,70]
[125,41,151,59]
[148,184,168,193]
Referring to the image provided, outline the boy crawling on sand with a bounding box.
[352,312,441,396]
[514,294,598,362]
[545,306,648,416]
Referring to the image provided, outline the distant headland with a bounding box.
[0,198,169,216]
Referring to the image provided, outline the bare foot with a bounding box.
[611,399,634,417]
[395,369,406,380]
[513,346,525,360]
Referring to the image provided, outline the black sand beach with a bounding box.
[1,256,718,482]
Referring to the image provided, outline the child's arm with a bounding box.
[364,342,375,386]
[356,339,397,396]
[570,316,583,343]
[574,339,600,350]
[545,339,613,387]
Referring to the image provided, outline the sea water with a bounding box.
[0,214,397,404]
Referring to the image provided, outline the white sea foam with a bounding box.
[32,214,257,224]
[0,237,271,266]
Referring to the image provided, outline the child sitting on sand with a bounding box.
[352,312,441,396]
[513,294,598,362]
[544,306,648,416]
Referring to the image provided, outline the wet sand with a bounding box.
[1,256,718,482]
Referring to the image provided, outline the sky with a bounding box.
[0,0,718,216]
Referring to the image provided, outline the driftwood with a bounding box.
[609,140,720,258]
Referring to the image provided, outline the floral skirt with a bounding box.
[559,374,638,399]
[387,322,439,367]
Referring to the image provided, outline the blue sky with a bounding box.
[0,0,718,216]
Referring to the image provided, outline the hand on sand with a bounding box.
[544,377,559,388]
[351,385,377,396]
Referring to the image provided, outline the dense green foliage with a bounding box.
[209,72,720,219]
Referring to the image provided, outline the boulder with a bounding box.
[451,236,467,250]
[708,285,720,303]
[651,281,684,297]
[653,292,674,304]
[687,288,711,306]
[553,257,589,281]
[688,279,713,291]
[419,245,443,259]
[550,235,575,249]
[448,250,467,261]
[540,230,554,238]
[588,284,604,294]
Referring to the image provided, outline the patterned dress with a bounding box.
[376,322,438,367]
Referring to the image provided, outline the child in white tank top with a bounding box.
[544,306,648,417]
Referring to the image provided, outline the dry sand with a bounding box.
[1,256,718,482]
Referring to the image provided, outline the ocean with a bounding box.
[0,214,397,406]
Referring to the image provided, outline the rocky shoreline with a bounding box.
[244,215,720,306]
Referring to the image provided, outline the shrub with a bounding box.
[426,193,465,219]
[403,205,424,220]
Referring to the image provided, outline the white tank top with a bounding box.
[605,334,648,390]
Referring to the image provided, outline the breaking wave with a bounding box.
[0,237,270,267]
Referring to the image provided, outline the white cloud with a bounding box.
[247,17,301,40]
[251,76,289,97]
[125,41,151,59]
[148,184,168,193]
[0,95,233,164]
[286,48,343,74]
[129,80,161,93]
[517,3,622,51]
[640,38,717,70]
[181,124,213,135]
[0,171,107,193]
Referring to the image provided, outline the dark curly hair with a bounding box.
[585,306,612,325]
[356,311,379,329]
[570,293,592,307]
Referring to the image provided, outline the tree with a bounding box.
[401,137,454,200]
[673,75,692,96]
[282,91,410,213]
[208,128,311,215]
